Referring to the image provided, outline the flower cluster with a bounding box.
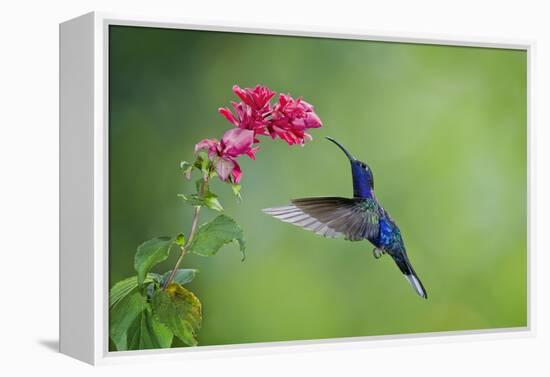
[194,128,258,183]
[195,85,322,183]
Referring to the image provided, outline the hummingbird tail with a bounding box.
[393,254,428,299]
[404,273,427,299]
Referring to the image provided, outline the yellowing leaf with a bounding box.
[152,283,202,347]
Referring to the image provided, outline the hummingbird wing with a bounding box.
[263,197,380,241]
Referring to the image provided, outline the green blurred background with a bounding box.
[109,25,527,347]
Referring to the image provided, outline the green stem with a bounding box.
[163,176,207,289]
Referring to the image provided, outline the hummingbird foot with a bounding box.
[373,247,385,259]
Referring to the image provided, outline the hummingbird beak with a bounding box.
[326,136,356,161]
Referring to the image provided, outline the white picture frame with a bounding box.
[59,11,534,365]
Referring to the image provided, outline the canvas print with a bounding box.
[108,25,527,351]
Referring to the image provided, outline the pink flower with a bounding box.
[218,85,275,137]
[195,128,258,183]
[268,93,323,145]
[232,84,275,111]
[219,102,269,137]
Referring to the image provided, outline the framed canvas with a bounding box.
[59,12,532,365]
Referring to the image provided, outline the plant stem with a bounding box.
[162,176,207,289]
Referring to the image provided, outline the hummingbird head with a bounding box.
[326,136,374,197]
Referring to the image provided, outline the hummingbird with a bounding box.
[263,136,427,299]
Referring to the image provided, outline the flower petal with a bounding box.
[232,85,253,107]
[214,156,235,181]
[195,138,218,154]
[221,128,255,157]
[304,112,322,128]
[246,145,260,160]
[231,161,243,183]
[218,107,239,126]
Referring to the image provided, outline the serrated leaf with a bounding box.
[152,283,202,347]
[147,308,174,348]
[109,292,146,351]
[127,305,173,350]
[161,269,198,286]
[188,214,246,260]
[109,273,160,308]
[134,237,175,285]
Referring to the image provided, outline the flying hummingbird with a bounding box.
[263,136,427,299]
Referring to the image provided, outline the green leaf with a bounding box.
[161,269,198,286]
[147,308,174,348]
[181,161,193,180]
[109,273,159,308]
[179,191,223,212]
[194,152,211,178]
[188,214,246,260]
[203,191,224,212]
[152,283,202,347]
[178,193,205,207]
[134,237,175,286]
[231,183,242,200]
[127,305,173,350]
[109,292,146,351]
